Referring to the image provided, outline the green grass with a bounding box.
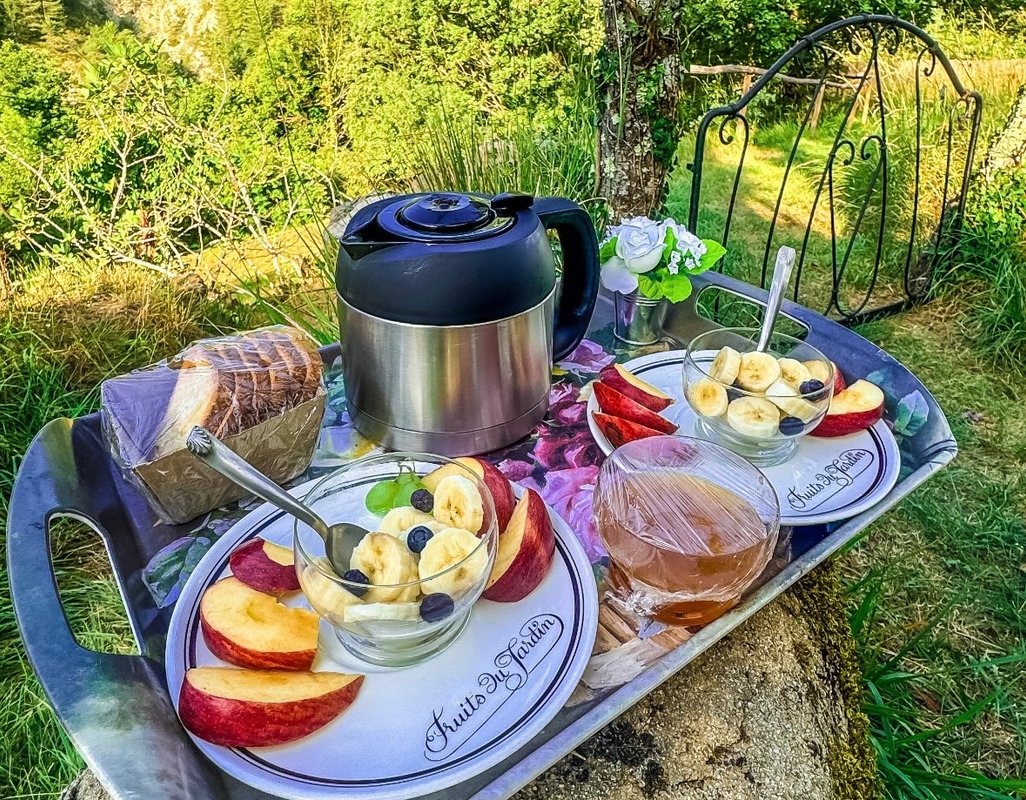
[666,57,1026,795]
[0,262,259,799]
[839,306,1026,797]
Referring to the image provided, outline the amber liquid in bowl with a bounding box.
[596,471,774,626]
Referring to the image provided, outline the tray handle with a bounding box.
[675,270,843,349]
[8,418,228,800]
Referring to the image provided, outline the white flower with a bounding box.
[612,217,665,274]
[600,216,669,294]
[667,250,681,275]
[665,221,707,273]
[601,255,639,293]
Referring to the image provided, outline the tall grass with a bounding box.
[848,568,1026,799]
[942,88,1026,374]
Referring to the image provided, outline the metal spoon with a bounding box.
[185,426,365,575]
[756,246,797,352]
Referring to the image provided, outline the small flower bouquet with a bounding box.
[599,216,726,303]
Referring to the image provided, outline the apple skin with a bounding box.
[598,364,673,412]
[201,618,316,671]
[593,382,677,435]
[592,412,665,448]
[456,457,516,531]
[482,489,555,603]
[422,457,513,532]
[229,539,300,596]
[179,667,363,748]
[809,379,884,437]
[831,362,847,394]
[200,577,318,671]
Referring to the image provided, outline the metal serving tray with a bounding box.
[8,271,956,800]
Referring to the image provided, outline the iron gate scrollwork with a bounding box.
[685,14,983,326]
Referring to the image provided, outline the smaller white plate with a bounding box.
[588,351,901,527]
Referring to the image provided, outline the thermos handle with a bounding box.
[533,197,600,361]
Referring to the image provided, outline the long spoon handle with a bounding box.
[757,246,797,352]
[186,426,331,540]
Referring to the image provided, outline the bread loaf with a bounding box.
[131,326,323,462]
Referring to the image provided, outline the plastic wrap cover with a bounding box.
[594,436,781,615]
[100,325,326,524]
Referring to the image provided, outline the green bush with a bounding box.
[952,162,1026,369]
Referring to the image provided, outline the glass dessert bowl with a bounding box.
[594,435,780,626]
[294,452,498,667]
[683,327,836,466]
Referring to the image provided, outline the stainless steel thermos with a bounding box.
[335,192,600,455]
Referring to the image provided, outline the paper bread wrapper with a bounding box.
[101,325,325,524]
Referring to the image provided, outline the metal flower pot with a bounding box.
[613,291,668,345]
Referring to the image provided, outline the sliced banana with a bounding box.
[301,559,360,617]
[803,360,832,386]
[765,379,818,422]
[433,475,484,533]
[736,352,781,393]
[708,346,742,384]
[350,532,420,603]
[726,396,781,438]
[419,527,489,597]
[379,506,435,537]
[400,520,447,551]
[343,602,420,623]
[688,377,729,417]
[778,358,813,389]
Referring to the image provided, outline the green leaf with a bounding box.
[365,480,399,514]
[690,239,727,275]
[661,225,678,263]
[637,271,694,303]
[599,237,617,262]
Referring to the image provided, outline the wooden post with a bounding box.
[810,81,826,130]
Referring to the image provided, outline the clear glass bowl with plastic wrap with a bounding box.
[683,327,836,466]
[294,453,498,667]
[594,435,780,626]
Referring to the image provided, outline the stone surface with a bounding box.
[514,567,877,800]
[62,568,876,800]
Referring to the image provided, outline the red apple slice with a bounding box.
[422,457,515,531]
[598,364,673,412]
[229,539,300,596]
[483,489,555,602]
[804,359,846,394]
[833,362,847,394]
[592,412,665,448]
[200,577,319,670]
[809,379,884,437]
[593,382,678,435]
[179,667,363,747]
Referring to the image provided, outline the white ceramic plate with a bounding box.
[165,482,598,800]
[588,351,901,527]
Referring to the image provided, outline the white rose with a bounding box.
[612,218,666,274]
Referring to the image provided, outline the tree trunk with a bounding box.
[597,0,686,220]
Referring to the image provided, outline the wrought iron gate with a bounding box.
[685,14,983,325]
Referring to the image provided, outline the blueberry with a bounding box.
[341,569,370,597]
[419,592,455,623]
[726,387,744,403]
[779,416,805,436]
[799,379,825,396]
[406,525,435,554]
[410,488,433,513]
